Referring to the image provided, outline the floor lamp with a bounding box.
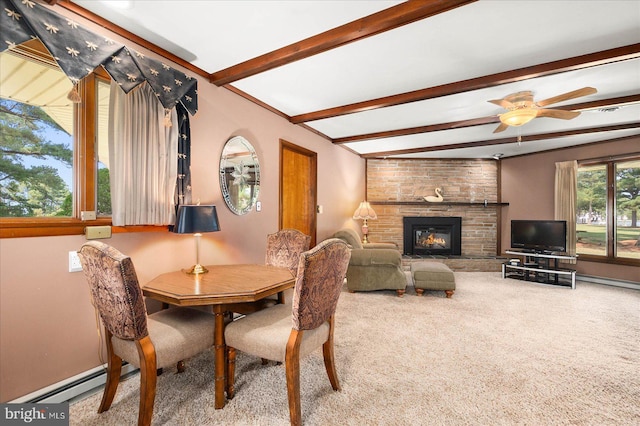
[172,204,220,274]
[352,201,377,244]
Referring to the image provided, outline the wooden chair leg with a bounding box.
[136,336,157,426]
[98,330,121,413]
[322,317,341,391]
[277,290,285,304]
[226,347,236,399]
[285,330,303,426]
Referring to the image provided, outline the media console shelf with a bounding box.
[502,250,577,289]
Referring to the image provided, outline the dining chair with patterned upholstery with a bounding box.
[265,228,311,304]
[225,238,351,426]
[78,241,216,426]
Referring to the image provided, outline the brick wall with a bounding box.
[366,159,500,257]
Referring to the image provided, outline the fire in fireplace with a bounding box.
[416,230,449,249]
[403,217,462,256]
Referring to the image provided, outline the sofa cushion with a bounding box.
[349,249,401,267]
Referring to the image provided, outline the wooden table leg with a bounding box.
[213,305,226,409]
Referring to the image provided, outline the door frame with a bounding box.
[279,139,317,247]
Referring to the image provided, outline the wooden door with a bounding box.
[279,140,317,247]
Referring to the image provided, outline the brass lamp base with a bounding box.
[362,220,370,244]
[185,233,209,274]
[185,264,209,275]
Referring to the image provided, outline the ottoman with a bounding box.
[411,262,456,298]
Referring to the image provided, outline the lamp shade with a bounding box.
[172,205,220,234]
[352,201,377,220]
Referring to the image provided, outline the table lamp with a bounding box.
[172,204,220,274]
[352,201,377,244]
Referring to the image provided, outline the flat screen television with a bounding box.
[511,220,567,253]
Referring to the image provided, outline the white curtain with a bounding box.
[109,81,178,226]
[555,160,577,262]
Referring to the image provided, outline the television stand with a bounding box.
[502,250,577,289]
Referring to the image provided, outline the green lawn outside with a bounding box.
[576,223,640,259]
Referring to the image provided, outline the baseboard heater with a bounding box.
[10,363,138,404]
[576,274,639,290]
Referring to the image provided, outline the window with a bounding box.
[96,79,111,217]
[0,40,112,237]
[577,156,640,264]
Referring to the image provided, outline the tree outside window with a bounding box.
[577,157,639,261]
[616,160,640,259]
[0,99,73,217]
[0,41,111,237]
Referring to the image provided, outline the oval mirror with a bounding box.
[220,136,260,215]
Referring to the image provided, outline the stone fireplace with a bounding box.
[403,216,462,256]
[364,159,503,271]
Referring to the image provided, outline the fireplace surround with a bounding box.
[403,216,462,256]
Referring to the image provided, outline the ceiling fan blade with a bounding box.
[536,87,597,107]
[493,122,509,133]
[488,99,515,109]
[536,108,581,120]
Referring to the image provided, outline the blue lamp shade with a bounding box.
[172,205,220,234]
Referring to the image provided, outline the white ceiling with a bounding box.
[72,0,640,159]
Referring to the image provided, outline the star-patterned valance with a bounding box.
[0,0,198,115]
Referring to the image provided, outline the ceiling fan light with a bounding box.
[499,109,538,127]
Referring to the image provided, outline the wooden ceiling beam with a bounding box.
[556,94,640,112]
[209,0,477,86]
[334,117,499,144]
[360,122,640,158]
[292,43,640,124]
[333,94,640,144]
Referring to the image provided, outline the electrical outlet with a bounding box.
[69,251,82,272]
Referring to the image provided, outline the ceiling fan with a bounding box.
[489,87,597,133]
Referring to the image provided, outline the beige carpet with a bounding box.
[69,272,640,425]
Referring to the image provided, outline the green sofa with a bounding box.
[331,228,407,297]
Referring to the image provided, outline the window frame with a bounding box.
[577,153,640,267]
[0,65,166,238]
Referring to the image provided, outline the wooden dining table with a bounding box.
[142,264,296,409]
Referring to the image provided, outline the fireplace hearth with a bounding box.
[403,216,462,256]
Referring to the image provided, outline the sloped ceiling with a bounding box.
[67,0,640,159]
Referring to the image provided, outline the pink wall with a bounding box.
[501,137,639,283]
[0,7,365,402]
[2,5,638,403]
